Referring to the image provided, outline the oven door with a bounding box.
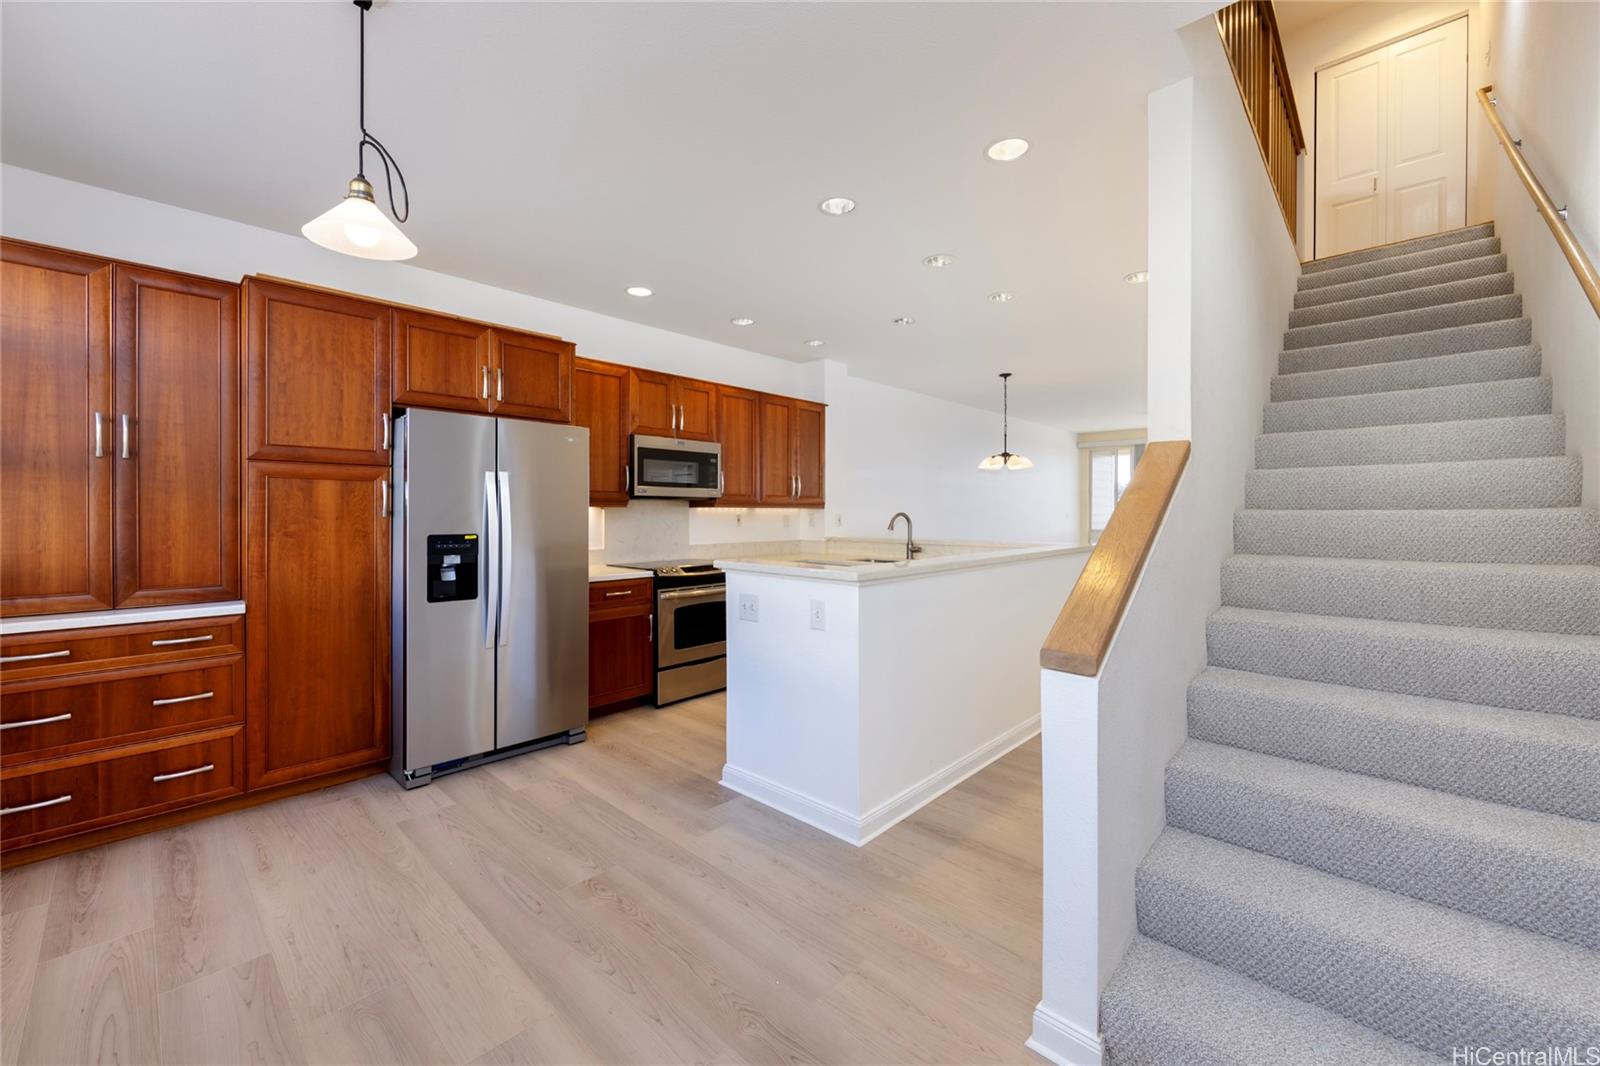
[632,435,722,499]
[657,584,727,667]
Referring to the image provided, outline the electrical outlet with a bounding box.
[739,593,759,622]
[809,599,826,631]
[835,513,843,527]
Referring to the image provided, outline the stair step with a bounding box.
[1263,375,1550,433]
[1244,455,1581,511]
[1279,317,1532,375]
[1135,829,1600,1056]
[1288,272,1515,328]
[1256,413,1563,469]
[1099,937,1437,1066]
[1270,344,1540,403]
[1166,740,1600,948]
[1302,223,1497,275]
[1188,668,1600,822]
[1220,554,1600,634]
[1205,606,1600,718]
[1298,235,1501,291]
[1295,252,1508,309]
[1233,507,1600,565]
[1284,293,1521,351]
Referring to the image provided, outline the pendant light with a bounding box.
[302,0,417,261]
[978,372,1034,471]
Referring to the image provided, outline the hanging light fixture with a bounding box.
[302,0,416,261]
[978,372,1034,471]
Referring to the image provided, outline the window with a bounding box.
[1086,443,1144,543]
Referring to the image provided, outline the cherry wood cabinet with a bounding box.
[0,241,115,616]
[245,462,390,789]
[628,369,717,441]
[714,386,762,506]
[490,330,573,422]
[758,396,826,506]
[573,358,631,506]
[588,578,654,709]
[392,309,491,412]
[793,400,826,507]
[245,278,393,466]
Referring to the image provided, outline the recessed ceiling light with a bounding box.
[989,291,1015,303]
[818,197,857,216]
[805,339,827,348]
[986,138,1030,162]
[730,317,755,326]
[1123,270,1149,284]
[922,254,955,268]
[625,286,653,297]
[892,316,916,326]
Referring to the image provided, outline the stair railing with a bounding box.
[1478,85,1600,318]
[1214,0,1306,244]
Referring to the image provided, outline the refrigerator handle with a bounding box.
[497,471,513,648]
[483,471,499,650]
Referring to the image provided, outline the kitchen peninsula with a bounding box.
[716,539,1090,844]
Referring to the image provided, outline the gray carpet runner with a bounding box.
[1099,222,1600,1065]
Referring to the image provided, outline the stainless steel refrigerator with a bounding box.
[390,408,589,788]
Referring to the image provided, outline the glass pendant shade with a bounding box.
[978,372,1032,471]
[978,452,1034,471]
[303,179,417,261]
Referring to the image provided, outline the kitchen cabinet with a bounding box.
[629,369,717,441]
[713,386,762,506]
[489,330,573,422]
[392,308,491,413]
[588,578,654,708]
[574,358,631,506]
[758,396,826,506]
[245,461,390,789]
[245,278,393,465]
[793,399,826,507]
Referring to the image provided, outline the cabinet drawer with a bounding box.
[0,616,244,682]
[589,579,653,608]
[1,659,240,766]
[1,727,243,851]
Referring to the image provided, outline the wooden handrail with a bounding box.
[1040,441,1190,676]
[1215,0,1306,243]
[1477,86,1600,318]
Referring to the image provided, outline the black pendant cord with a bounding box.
[1001,372,1012,457]
[352,0,409,223]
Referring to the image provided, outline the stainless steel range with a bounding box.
[619,559,726,704]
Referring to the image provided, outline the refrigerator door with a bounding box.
[398,409,498,773]
[495,418,589,747]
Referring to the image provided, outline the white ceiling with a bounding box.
[1,1,1204,426]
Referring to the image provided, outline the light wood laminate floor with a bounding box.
[0,694,1044,1065]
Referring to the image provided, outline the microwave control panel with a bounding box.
[426,533,480,603]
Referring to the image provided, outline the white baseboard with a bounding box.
[1026,1003,1103,1066]
[721,714,1040,847]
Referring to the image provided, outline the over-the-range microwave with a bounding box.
[630,435,722,499]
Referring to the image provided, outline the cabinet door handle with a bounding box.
[0,649,71,664]
[120,414,131,459]
[152,764,213,784]
[380,480,390,518]
[0,713,72,732]
[1,794,71,816]
[94,412,105,458]
[381,413,391,451]
[793,474,799,497]
[150,634,213,647]
[481,366,490,400]
[648,613,654,642]
[496,367,504,402]
[151,691,214,707]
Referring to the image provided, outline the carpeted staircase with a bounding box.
[1098,222,1600,1064]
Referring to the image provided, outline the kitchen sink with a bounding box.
[793,556,904,567]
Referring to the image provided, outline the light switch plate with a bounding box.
[739,593,759,622]
[809,599,825,631]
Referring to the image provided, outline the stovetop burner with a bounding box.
[617,558,722,578]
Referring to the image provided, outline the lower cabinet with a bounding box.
[245,461,391,789]
[588,578,654,709]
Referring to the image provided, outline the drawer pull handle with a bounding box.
[603,589,633,598]
[150,635,214,647]
[152,691,214,707]
[0,713,72,732]
[152,764,214,784]
[0,649,71,664]
[1,794,72,816]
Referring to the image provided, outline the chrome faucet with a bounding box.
[887,512,923,560]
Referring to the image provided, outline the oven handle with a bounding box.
[658,586,725,602]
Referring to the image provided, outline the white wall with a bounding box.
[1482,0,1600,505]
[2,165,1079,546]
[1030,19,1301,1066]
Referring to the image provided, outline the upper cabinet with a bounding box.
[0,241,115,615]
[245,278,392,466]
[0,241,241,617]
[758,396,826,506]
[573,358,631,506]
[393,309,490,413]
[628,369,717,441]
[714,386,761,507]
[489,330,573,423]
[793,399,826,507]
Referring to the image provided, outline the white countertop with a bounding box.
[0,600,247,636]
[714,542,1090,583]
[589,564,650,583]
